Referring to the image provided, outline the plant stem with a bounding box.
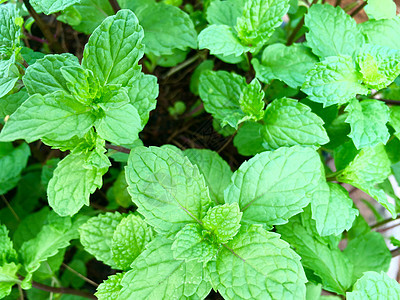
[62,263,99,287]
[163,51,205,78]
[30,280,96,299]
[105,143,131,154]
[22,0,63,53]
[391,247,400,257]
[335,0,342,7]
[379,99,400,106]
[371,214,400,229]
[108,0,121,13]
[286,0,318,46]
[350,1,367,17]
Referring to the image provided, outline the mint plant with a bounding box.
[2,0,400,299]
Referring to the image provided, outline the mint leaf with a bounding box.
[0,224,18,264]
[233,122,265,156]
[359,17,400,50]
[0,91,95,143]
[30,0,81,15]
[261,97,329,150]
[356,44,400,89]
[127,73,158,127]
[343,232,391,283]
[235,0,290,52]
[198,25,248,57]
[96,273,124,300]
[0,262,20,298]
[253,43,318,88]
[346,272,400,300]
[225,146,324,226]
[79,212,124,268]
[364,0,396,20]
[23,54,79,95]
[202,203,242,243]
[337,144,395,217]
[125,146,213,236]
[0,87,29,118]
[210,225,306,299]
[171,223,217,262]
[305,4,364,58]
[206,0,245,27]
[277,213,353,295]
[82,9,144,86]
[199,70,247,128]
[345,99,390,149]
[95,103,142,145]
[20,212,82,283]
[389,106,400,139]
[48,152,106,216]
[135,3,197,56]
[0,57,19,98]
[0,142,30,195]
[311,182,359,237]
[111,214,153,270]
[302,55,368,107]
[239,78,265,121]
[184,149,233,205]
[118,236,211,299]
[0,4,20,53]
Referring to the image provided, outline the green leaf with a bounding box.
[0,87,29,118]
[199,70,247,128]
[79,212,124,268]
[82,9,144,86]
[277,213,353,295]
[111,214,153,270]
[0,224,18,264]
[305,4,364,58]
[23,54,79,95]
[302,55,368,107]
[125,146,213,236]
[127,73,158,127]
[95,104,142,145]
[30,0,81,14]
[0,91,95,143]
[389,106,400,139]
[171,223,217,262]
[184,149,233,205]
[364,0,396,20]
[135,2,197,56]
[0,57,19,98]
[356,44,400,90]
[233,121,265,156]
[20,212,83,283]
[239,78,265,121]
[96,273,124,300]
[209,225,306,299]
[345,99,390,149]
[48,152,106,216]
[198,25,248,57]
[253,43,318,88]
[0,262,20,299]
[311,182,359,237]
[0,142,30,195]
[343,232,391,283]
[235,0,290,52]
[206,0,245,27]
[202,203,242,243]
[346,271,400,299]
[0,4,20,52]
[225,146,325,226]
[359,17,400,50]
[261,97,329,150]
[337,144,395,217]
[118,236,211,299]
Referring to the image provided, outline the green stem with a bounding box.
[108,0,121,13]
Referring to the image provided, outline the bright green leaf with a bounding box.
[239,78,265,121]
[359,17,400,50]
[364,0,396,20]
[96,273,124,300]
[30,0,81,15]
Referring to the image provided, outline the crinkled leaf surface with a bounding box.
[359,17,400,50]
[206,0,245,27]
[208,225,306,300]
[305,4,364,58]
[30,0,81,15]
[261,97,329,150]
[302,55,368,107]
[96,272,124,300]
[347,271,400,300]
[225,146,324,226]
[0,224,18,264]
[345,99,390,149]
[239,79,265,121]
[0,262,19,299]
[125,146,213,236]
